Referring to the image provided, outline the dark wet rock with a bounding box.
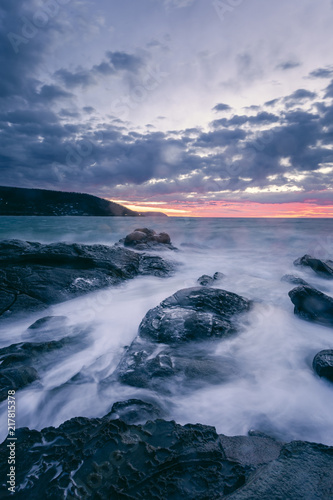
[281,274,310,287]
[0,239,175,318]
[198,272,225,286]
[1,416,332,500]
[198,274,214,286]
[228,441,333,500]
[0,366,38,401]
[313,350,333,382]
[108,399,163,424]
[220,433,283,467]
[28,315,68,330]
[120,227,177,251]
[288,285,333,326]
[294,254,333,279]
[116,340,237,392]
[0,339,72,400]
[139,287,251,344]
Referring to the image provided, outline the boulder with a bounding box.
[116,341,236,391]
[0,414,332,500]
[108,399,163,424]
[288,286,333,326]
[313,350,333,382]
[0,240,175,318]
[294,254,333,279]
[121,228,176,251]
[198,272,225,286]
[139,287,251,344]
[197,274,214,286]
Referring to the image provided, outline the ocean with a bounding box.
[1,216,333,445]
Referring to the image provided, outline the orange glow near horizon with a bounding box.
[111,199,333,218]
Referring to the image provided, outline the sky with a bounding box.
[1,0,333,217]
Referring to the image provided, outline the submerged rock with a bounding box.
[108,399,163,424]
[313,350,333,382]
[288,285,333,326]
[197,272,225,286]
[294,254,333,279]
[281,274,310,287]
[0,338,72,400]
[0,239,175,318]
[28,316,68,330]
[116,340,237,392]
[0,414,332,500]
[139,287,251,344]
[121,228,177,251]
[0,366,38,401]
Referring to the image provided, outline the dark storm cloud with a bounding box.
[1,0,333,206]
[211,112,280,129]
[38,84,73,102]
[54,51,144,89]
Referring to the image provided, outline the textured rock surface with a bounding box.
[0,415,332,500]
[0,338,72,401]
[294,254,333,279]
[115,339,237,392]
[139,287,251,343]
[198,272,225,286]
[113,287,248,392]
[288,285,333,326]
[121,227,177,251]
[313,350,333,382]
[0,240,175,318]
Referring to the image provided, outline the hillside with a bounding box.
[0,186,147,217]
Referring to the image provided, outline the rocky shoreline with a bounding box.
[0,231,333,498]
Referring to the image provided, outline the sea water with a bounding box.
[0,217,333,445]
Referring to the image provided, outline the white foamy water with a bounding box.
[0,217,333,444]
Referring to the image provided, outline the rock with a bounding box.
[121,228,177,251]
[198,272,225,286]
[0,240,175,318]
[288,285,333,326]
[313,350,333,382]
[0,366,38,401]
[116,340,236,391]
[0,339,71,400]
[28,316,68,330]
[197,274,214,286]
[229,441,333,500]
[294,254,333,279]
[281,274,310,287]
[220,433,283,467]
[108,399,163,424]
[139,287,251,344]
[0,415,332,500]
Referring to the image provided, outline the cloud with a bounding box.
[38,84,73,102]
[276,61,301,71]
[308,66,333,79]
[107,51,144,72]
[54,68,96,89]
[324,79,333,98]
[213,103,232,112]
